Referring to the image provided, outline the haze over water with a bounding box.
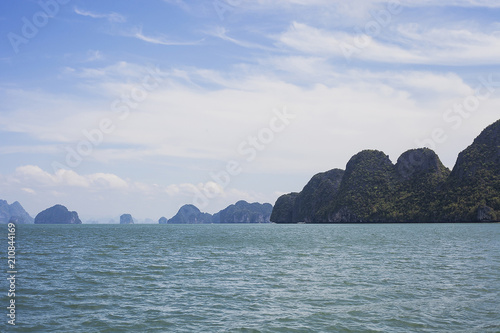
[2,223,499,332]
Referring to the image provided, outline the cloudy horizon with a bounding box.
[1,0,499,220]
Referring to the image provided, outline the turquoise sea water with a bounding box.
[1,223,499,332]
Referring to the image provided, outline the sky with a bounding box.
[0,0,499,221]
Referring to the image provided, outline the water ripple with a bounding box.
[1,223,499,332]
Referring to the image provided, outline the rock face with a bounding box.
[439,119,500,222]
[158,217,168,224]
[296,169,344,223]
[35,205,82,224]
[394,149,450,222]
[168,205,214,224]
[270,193,299,223]
[167,201,273,224]
[120,214,134,224]
[213,200,273,223]
[0,200,34,224]
[327,150,399,222]
[271,119,500,223]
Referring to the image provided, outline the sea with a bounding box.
[1,223,499,332]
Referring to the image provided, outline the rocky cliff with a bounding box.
[270,193,299,223]
[394,149,450,222]
[0,200,34,224]
[439,119,500,221]
[272,119,500,223]
[34,205,82,224]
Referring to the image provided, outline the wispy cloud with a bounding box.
[129,27,204,46]
[402,0,500,8]
[251,0,500,8]
[21,188,36,195]
[74,7,126,23]
[278,22,500,65]
[236,0,500,26]
[13,165,129,189]
[207,27,274,51]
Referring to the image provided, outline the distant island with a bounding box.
[120,214,134,224]
[271,119,500,223]
[162,200,273,224]
[3,200,272,225]
[0,199,34,224]
[35,204,82,224]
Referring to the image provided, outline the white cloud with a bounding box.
[21,188,36,195]
[277,22,348,55]
[248,0,500,9]
[167,0,500,24]
[3,61,499,173]
[14,165,60,186]
[278,22,500,65]
[12,165,130,189]
[401,0,500,8]
[87,173,130,189]
[128,27,204,46]
[229,0,500,28]
[74,7,126,23]
[261,56,333,76]
[207,27,273,50]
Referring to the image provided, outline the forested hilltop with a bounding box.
[161,200,273,224]
[271,119,500,223]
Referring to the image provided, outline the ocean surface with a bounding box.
[1,223,499,332]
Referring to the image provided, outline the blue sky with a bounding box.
[1,0,499,221]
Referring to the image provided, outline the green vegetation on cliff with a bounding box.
[325,150,399,222]
[272,119,500,223]
[439,119,500,221]
[270,193,299,223]
[394,149,450,222]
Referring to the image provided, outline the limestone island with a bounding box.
[120,214,134,224]
[271,119,500,223]
[35,204,82,224]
